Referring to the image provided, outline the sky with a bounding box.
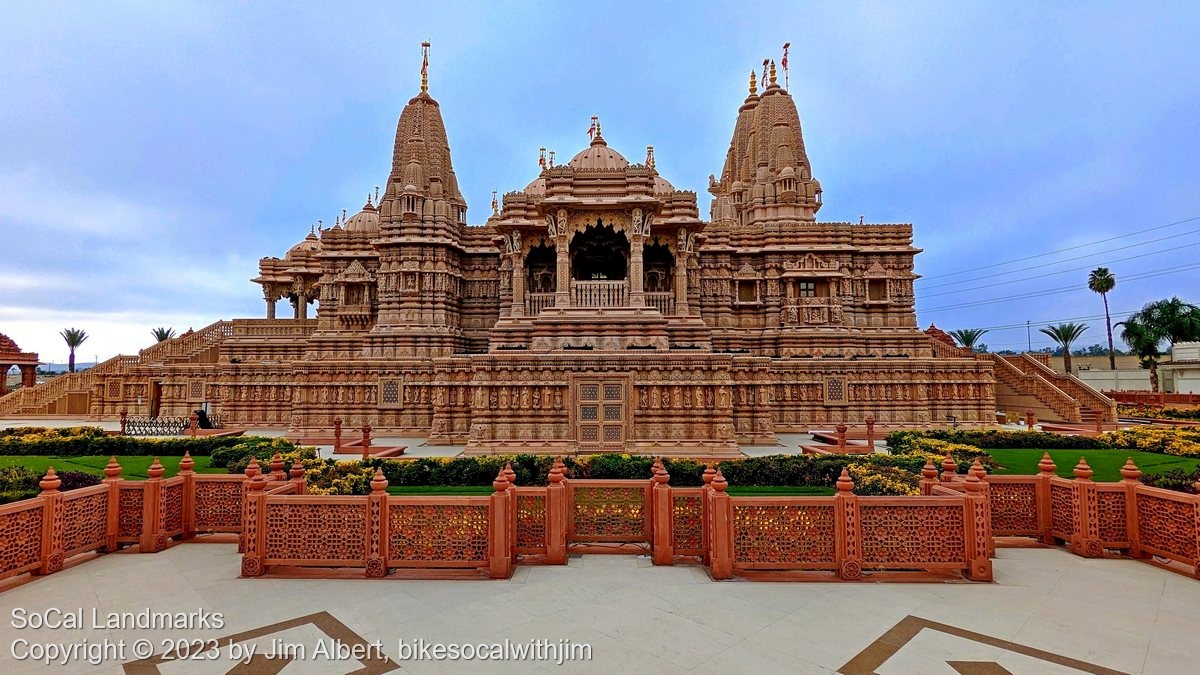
[2,1,1199,363]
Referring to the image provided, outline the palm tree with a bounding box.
[151,327,176,343]
[949,328,988,352]
[1117,315,1162,392]
[59,328,89,373]
[1039,322,1089,374]
[1140,296,1200,348]
[1087,267,1117,369]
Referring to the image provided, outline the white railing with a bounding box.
[572,280,627,308]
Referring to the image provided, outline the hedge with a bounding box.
[0,466,101,505]
[886,429,1112,452]
[0,427,279,457]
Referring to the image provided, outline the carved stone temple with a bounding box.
[7,60,1113,452]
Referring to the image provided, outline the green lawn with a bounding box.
[987,448,1200,482]
[0,455,224,479]
[728,485,835,496]
[386,485,495,496]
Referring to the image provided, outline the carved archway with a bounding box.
[643,241,674,293]
[525,242,557,293]
[570,222,629,281]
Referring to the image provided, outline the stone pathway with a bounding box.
[0,545,1193,673]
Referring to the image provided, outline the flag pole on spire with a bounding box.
[587,115,598,139]
[782,42,790,91]
[420,41,430,92]
[762,59,769,88]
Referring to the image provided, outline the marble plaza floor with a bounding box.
[0,544,1195,673]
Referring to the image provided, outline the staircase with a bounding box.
[983,353,1117,423]
[0,321,233,418]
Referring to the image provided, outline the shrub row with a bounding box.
[886,426,1200,458]
[0,427,279,457]
[0,466,102,505]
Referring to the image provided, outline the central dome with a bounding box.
[567,135,628,170]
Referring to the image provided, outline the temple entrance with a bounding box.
[576,379,626,453]
[150,381,162,417]
[525,243,557,293]
[570,223,628,280]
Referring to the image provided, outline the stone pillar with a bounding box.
[21,365,36,388]
[0,365,8,395]
[545,458,567,565]
[298,293,308,321]
[555,236,571,308]
[674,251,690,314]
[510,252,526,317]
[629,232,645,308]
[266,297,276,320]
[651,461,673,565]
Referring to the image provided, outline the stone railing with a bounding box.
[646,292,675,315]
[0,454,302,585]
[0,372,84,415]
[139,320,233,363]
[962,454,1200,573]
[1106,391,1200,407]
[230,319,319,338]
[3,456,1199,587]
[572,280,627,308]
[525,292,556,315]
[988,353,1082,422]
[1007,354,1117,422]
[930,338,973,359]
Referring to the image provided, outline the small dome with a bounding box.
[568,135,628,170]
[344,201,380,233]
[285,232,321,260]
[652,175,675,194]
[0,333,21,353]
[524,176,546,196]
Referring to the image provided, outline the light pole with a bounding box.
[1026,321,1031,352]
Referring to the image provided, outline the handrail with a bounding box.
[989,354,1081,422]
[1010,354,1116,421]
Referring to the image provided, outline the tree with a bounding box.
[949,328,988,352]
[1039,322,1088,373]
[1087,267,1117,369]
[59,328,89,373]
[1117,316,1162,392]
[151,327,176,343]
[1139,296,1200,347]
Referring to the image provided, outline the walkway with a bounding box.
[0,545,1192,673]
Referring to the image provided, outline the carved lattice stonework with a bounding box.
[193,481,242,530]
[515,494,546,550]
[672,494,704,553]
[189,380,204,400]
[266,503,366,562]
[106,380,121,399]
[988,482,1040,534]
[118,487,144,538]
[62,492,108,554]
[0,506,43,576]
[1050,484,1076,539]
[824,377,847,405]
[161,483,184,535]
[571,487,646,541]
[859,504,966,564]
[381,380,401,407]
[1096,490,1128,543]
[733,504,837,565]
[388,503,489,562]
[1136,494,1197,560]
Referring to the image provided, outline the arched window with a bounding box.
[525,243,557,293]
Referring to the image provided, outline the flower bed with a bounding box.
[0,426,265,457]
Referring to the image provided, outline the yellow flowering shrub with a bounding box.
[1103,426,1200,457]
[846,464,920,496]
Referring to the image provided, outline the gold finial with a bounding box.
[491,190,498,215]
[769,60,777,85]
[420,41,430,93]
[646,145,655,168]
[539,146,546,169]
[749,69,757,95]
[548,150,555,167]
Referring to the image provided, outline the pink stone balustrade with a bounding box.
[3,454,1200,587]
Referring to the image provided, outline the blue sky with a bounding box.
[2,1,1198,362]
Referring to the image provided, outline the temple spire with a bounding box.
[420,41,430,93]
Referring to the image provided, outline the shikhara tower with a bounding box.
[1,50,1115,450]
